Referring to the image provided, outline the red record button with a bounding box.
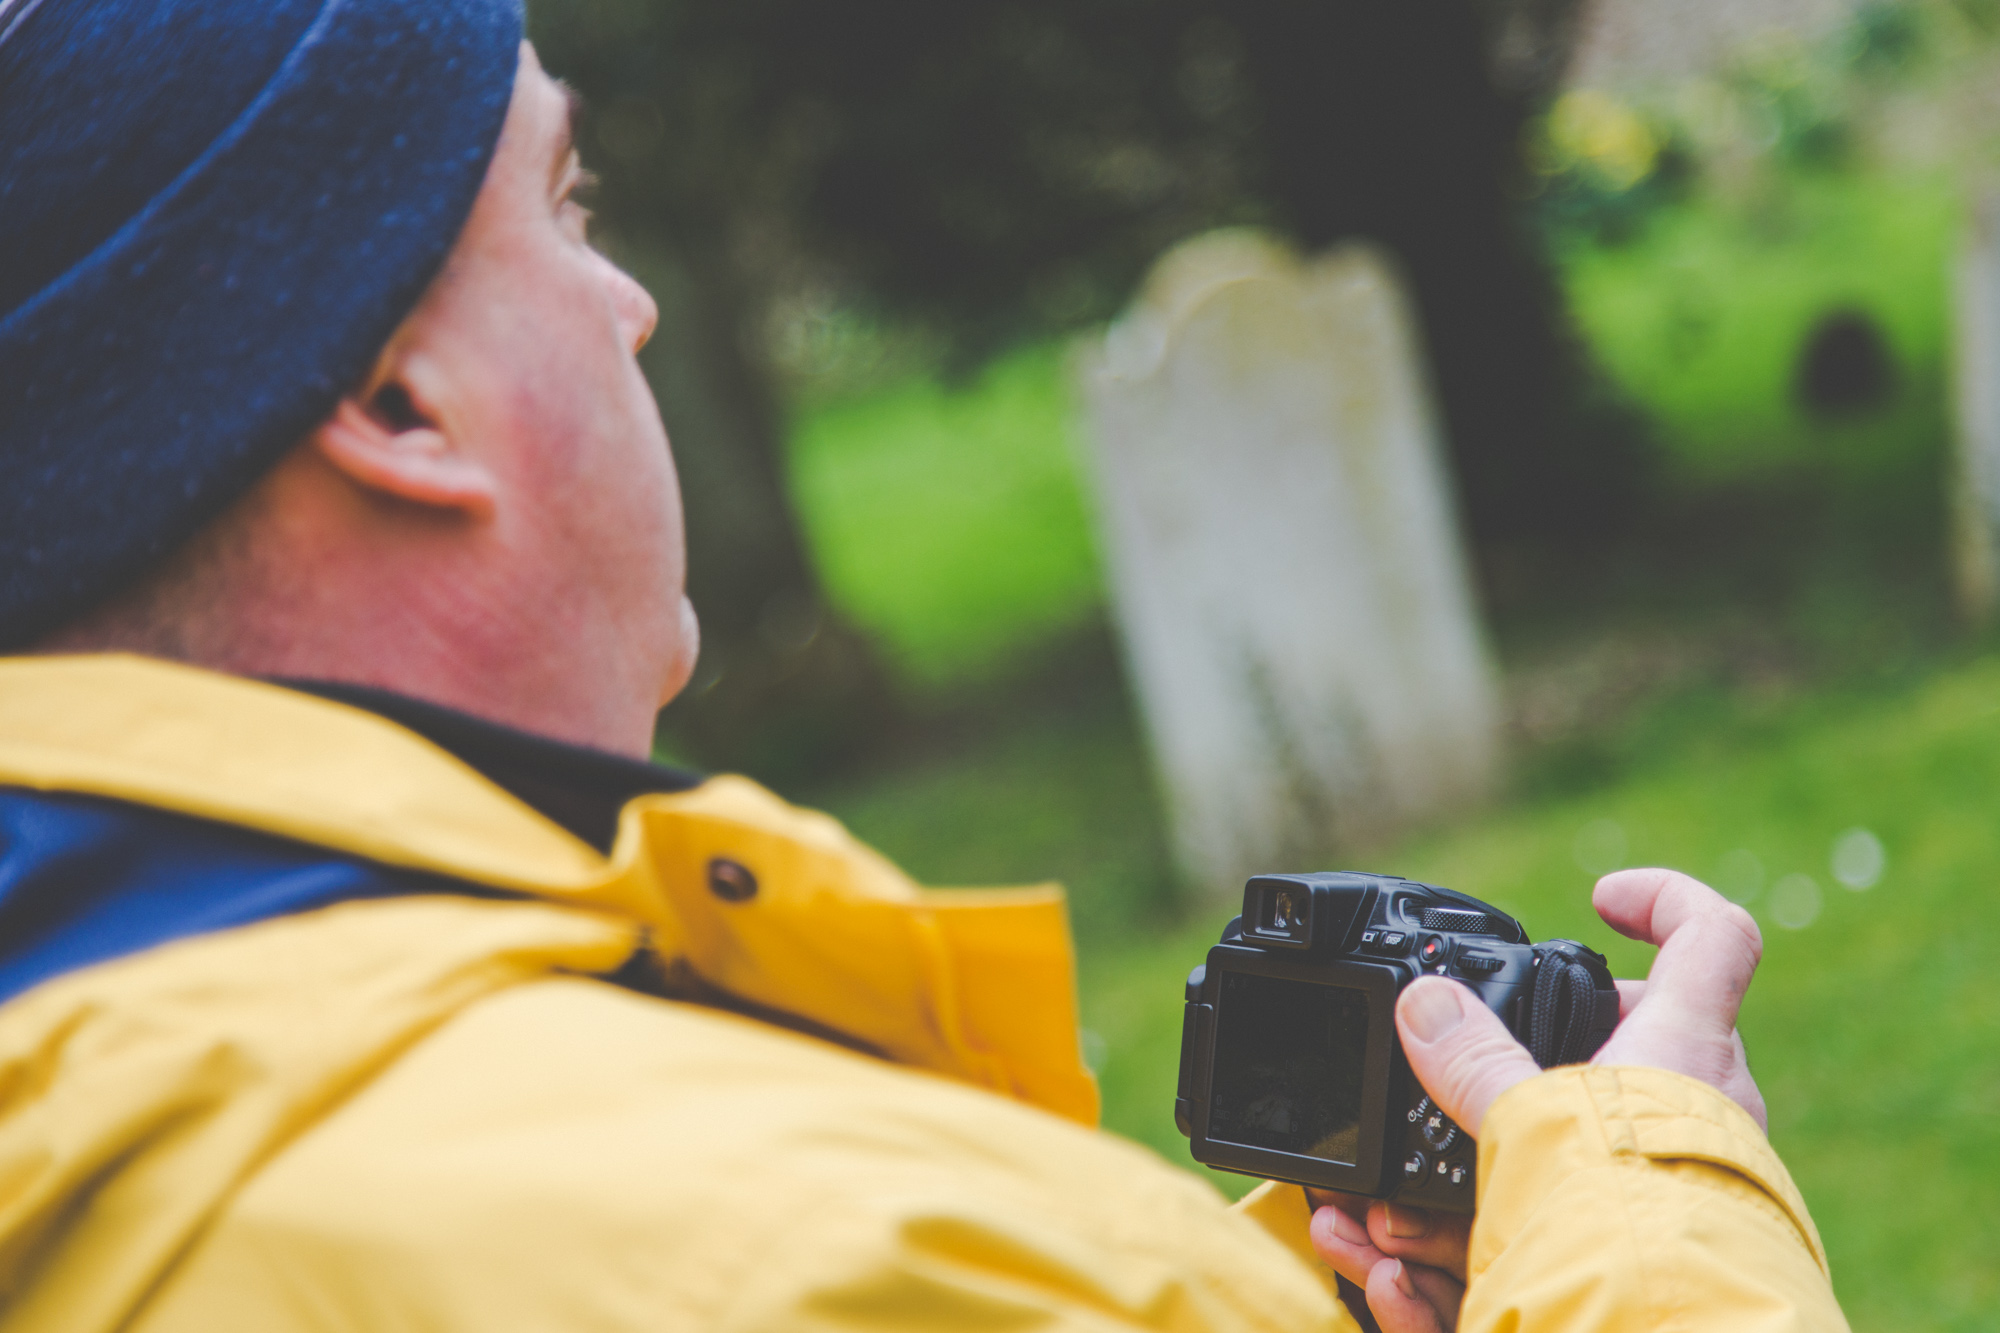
[1419,934,1447,964]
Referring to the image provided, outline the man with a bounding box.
[0,1,1846,1329]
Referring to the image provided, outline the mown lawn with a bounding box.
[811,655,2000,1333]
[786,342,1103,692]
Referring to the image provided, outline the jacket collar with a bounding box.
[276,677,700,854]
[0,654,1099,1125]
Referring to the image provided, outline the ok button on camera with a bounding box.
[1410,1096,1459,1153]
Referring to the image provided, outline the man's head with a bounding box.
[3,2,696,756]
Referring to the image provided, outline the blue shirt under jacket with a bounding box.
[0,788,459,1005]
[0,679,698,1007]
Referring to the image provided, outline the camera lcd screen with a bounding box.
[1207,971,1369,1163]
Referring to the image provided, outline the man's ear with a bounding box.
[309,376,499,521]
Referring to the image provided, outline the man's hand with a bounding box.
[1307,868,1768,1332]
[1308,1191,1470,1333]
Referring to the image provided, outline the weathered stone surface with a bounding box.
[1568,0,1862,90]
[1076,231,1501,893]
[1954,192,2000,625]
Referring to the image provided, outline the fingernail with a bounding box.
[1401,979,1464,1044]
[1383,1203,1429,1239]
[1392,1259,1419,1299]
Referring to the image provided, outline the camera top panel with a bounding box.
[1238,871,1528,956]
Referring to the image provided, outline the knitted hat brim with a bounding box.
[0,0,523,646]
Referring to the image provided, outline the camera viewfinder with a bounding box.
[1247,877,1313,946]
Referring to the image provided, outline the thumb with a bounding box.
[1397,977,1542,1137]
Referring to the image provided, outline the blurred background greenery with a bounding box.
[531,2,2000,1327]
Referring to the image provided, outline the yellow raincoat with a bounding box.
[0,655,1846,1330]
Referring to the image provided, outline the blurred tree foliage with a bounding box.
[529,0,1643,772]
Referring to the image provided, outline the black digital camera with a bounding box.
[1175,871,1619,1212]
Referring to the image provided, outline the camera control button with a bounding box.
[1455,952,1504,976]
[1402,1151,1428,1181]
[1418,934,1447,964]
[1360,930,1380,946]
[1378,931,1408,952]
[1449,1163,1469,1188]
[1420,1110,1459,1152]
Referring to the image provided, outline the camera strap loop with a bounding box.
[1528,951,1602,1067]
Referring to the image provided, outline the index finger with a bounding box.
[1594,867,1760,954]
[1594,868,1762,1033]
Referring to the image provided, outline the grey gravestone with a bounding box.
[1955,192,2000,625]
[1076,231,1502,892]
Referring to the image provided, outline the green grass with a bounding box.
[1564,171,1956,488]
[813,654,2000,1332]
[785,343,1104,691]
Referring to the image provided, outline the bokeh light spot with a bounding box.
[1830,827,1885,890]
[1768,873,1823,930]
[1080,1028,1108,1073]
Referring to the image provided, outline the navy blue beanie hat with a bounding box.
[0,0,524,647]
